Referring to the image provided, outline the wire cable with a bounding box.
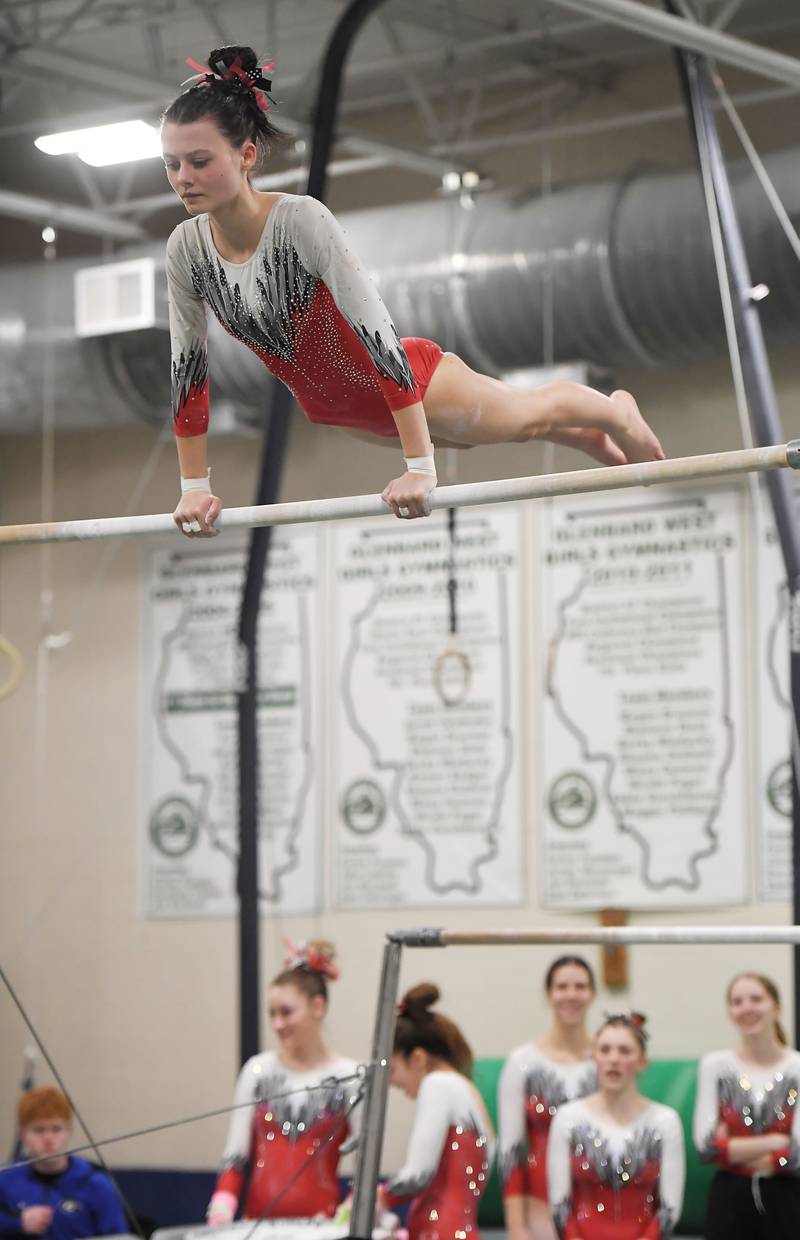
[0,958,146,1240]
[6,1068,370,1174]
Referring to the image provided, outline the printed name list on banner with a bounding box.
[539,486,748,910]
[755,481,800,902]
[332,507,524,910]
[140,530,321,919]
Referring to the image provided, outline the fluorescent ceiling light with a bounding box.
[35,120,162,167]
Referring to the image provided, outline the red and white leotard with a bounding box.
[384,1070,495,1240]
[166,194,443,439]
[213,1051,360,1219]
[547,1098,685,1240]
[498,1044,596,1201]
[693,1049,800,1176]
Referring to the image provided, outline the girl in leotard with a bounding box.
[206,940,360,1224]
[547,1014,685,1240]
[499,956,597,1240]
[161,45,665,539]
[693,972,800,1240]
[381,983,495,1240]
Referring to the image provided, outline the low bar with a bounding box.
[437,926,800,946]
[0,442,796,547]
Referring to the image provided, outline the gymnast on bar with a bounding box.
[161,45,665,538]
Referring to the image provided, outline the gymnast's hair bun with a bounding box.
[400,982,440,1018]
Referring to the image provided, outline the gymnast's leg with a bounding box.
[422,352,664,465]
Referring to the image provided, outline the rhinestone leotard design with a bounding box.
[385,1071,495,1240]
[498,1044,596,1202]
[693,1049,800,1175]
[167,195,442,439]
[213,1051,360,1219]
[548,1099,685,1240]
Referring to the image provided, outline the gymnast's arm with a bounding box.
[497,1050,531,1240]
[166,227,222,539]
[305,198,437,520]
[206,1058,259,1224]
[546,1109,577,1240]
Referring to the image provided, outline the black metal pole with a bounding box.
[665,2,800,1033]
[236,0,395,1067]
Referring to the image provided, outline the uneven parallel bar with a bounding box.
[549,0,800,90]
[0,442,796,546]
[434,926,800,947]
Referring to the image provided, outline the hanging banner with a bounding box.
[331,507,525,909]
[140,530,322,919]
[539,485,748,910]
[755,483,798,902]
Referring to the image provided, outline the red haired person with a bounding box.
[499,956,597,1240]
[693,973,800,1239]
[547,1015,684,1239]
[0,1088,127,1240]
[161,45,664,539]
[381,984,495,1240]
[206,940,360,1224]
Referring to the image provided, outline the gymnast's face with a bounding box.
[268,983,325,1050]
[162,119,257,214]
[594,1026,645,1093]
[390,1049,429,1100]
[727,976,780,1040]
[21,1118,71,1172]
[546,963,594,1027]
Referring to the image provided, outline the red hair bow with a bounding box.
[282,937,339,981]
[185,55,275,112]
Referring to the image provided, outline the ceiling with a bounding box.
[1,0,800,259]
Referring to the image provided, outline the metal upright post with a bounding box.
[666,1,800,1033]
[349,938,403,1240]
[236,0,393,1066]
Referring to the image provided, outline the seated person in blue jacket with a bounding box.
[0,1088,127,1239]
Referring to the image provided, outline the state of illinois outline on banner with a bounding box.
[140,530,322,919]
[755,481,799,903]
[539,485,748,910]
[331,506,524,910]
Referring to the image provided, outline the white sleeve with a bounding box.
[780,1056,800,1172]
[692,1054,723,1164]
[299,198,417,406]
[219,1057,259,1172]
[166,226,210,434]
[546,1108,573,1240]
[657,1110,686,1239]
[497,1051,529,1193]
[385,1075,453,1200]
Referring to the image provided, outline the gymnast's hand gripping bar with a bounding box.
[1,442,798,546]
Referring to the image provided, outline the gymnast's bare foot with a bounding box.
[609,389,665,464]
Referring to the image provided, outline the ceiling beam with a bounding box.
[0,188,147,240]
[548,0,800,88]
[1,44,461,180]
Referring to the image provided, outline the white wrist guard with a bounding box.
[404,454,436,476]
[181,471,211,494]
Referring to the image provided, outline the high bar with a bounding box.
[392,925,800,947]
[1,441,797,546]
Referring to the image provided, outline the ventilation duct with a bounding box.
[1,146,799,434]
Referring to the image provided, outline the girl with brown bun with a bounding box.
[547,1014,685,1240]
[693,972,800,1239]
[161,45,664,539]
[499,956,597,1240]
[381,983,494,1240]
[207,940,359,1224]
